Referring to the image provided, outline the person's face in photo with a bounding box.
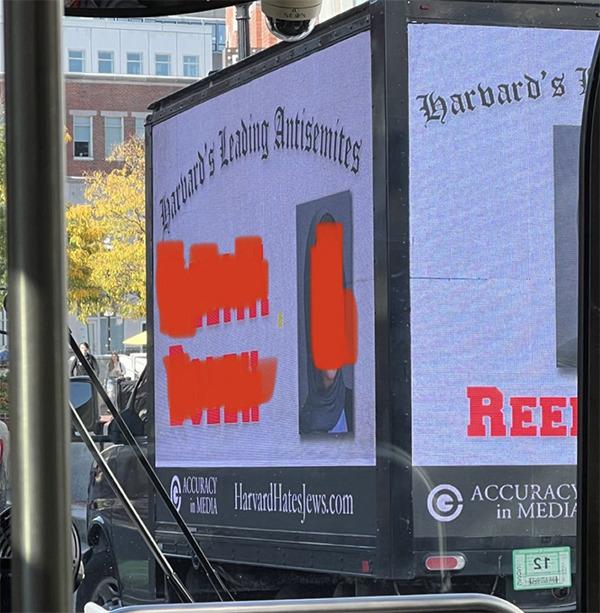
[322,369,337,389]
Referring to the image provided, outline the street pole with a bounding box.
[107,313,112,352]
[3,1,71,611]
[236,3,252,60]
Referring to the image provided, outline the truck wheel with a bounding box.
[75,550,121,611]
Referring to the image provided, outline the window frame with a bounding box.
[134,116,145,139]
[183,54,200,78]
[126,51,143,75]
[154,53,171,77]
[68,49,86,73]
[104,115,124,158]
[72,114,93,160]
[211,23,226,53]
[97,50,115,74]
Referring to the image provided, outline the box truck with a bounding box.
[78,0,599,609]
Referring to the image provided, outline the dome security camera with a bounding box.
[261,0,322,42]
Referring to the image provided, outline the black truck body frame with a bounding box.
[83,0,600,609]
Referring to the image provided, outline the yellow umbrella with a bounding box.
[122,330,147,346]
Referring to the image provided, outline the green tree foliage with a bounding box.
[66,136,145,320]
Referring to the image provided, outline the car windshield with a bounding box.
[1,1,599,612]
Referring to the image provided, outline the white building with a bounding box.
[63,12,226,78]
[60,13,225,357]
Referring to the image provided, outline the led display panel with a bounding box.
[150,31,376,536]
[409,24,598,537]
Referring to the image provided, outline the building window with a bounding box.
[68,50,85,72]
[183,55,199,78]
[105,117,123,158]
[73,116,92,158]
[127,52,143,75]
[98,51,114,74]
[135,117,145,138]
[155,53,171,76]
[212,24,226,52]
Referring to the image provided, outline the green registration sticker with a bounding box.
[512,547,571,591]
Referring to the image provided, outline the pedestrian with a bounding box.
[105,351,125,404]
[70,342,100,377]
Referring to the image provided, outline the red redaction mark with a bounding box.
[164,346,277,426]
[156,237,268,337]
[311,222,357,370]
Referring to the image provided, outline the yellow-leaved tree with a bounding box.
[66,136,145,320]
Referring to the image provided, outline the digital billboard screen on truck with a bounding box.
[148,0,600,587]
[408,23,597,543]
[148,19,380,572]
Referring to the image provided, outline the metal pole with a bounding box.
[107,313,111,352]
[578,32,600,613]
[80,593,525,613]
[68,333,234,602]
[236,3,251,60]
[3,1,71,611]
[70,403,194,604]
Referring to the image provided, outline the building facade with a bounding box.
[65,73,192,355]
[224,0,362,65]
[62,13,226,355]
[1,5,361,355]
[63,12,226,79]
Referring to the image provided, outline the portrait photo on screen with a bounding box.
[554,125,579,369]
[296,191,355,437]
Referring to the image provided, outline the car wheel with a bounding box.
[75,549,121,611]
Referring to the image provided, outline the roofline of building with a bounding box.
[0,72,200,86]
[62,72,199,86]
[63,14,226,24]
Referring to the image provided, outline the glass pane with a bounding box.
[183,55,199,78]
[74,141,89,157]
[73,117,91,158]
[155,54,170,76]
[68,50,84,72]
[127,52,142,75]
[135,118,144,138]
[98,51,114,74]
[3,3,593,613]
[105,118,122,157]
[73,125,89,139]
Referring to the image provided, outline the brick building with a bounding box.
[60,13,226,354]
[65,74,191,187]
[63,11,225,191]
[65,71,199,353]
[4,5,361,354]
[224,3,279,64]
[224,0,362,64]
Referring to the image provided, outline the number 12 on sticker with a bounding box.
[513,547,571,591]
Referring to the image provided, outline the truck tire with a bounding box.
[75,549,121,611]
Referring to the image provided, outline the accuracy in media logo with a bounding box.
[427,484,464,522]
[170,475,182,511]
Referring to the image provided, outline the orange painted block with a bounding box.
[156,237,269,337]
[164,345,277,426]
[310,223,357,370]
